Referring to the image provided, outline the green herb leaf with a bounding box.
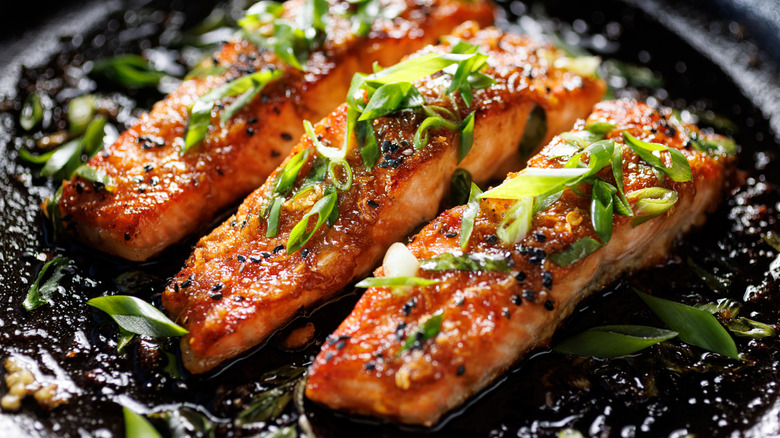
[554,325,678,358]
[92,54,167,89]
[689,131,738,156]
[726,317,776,339]
[327,159,353,191]
[460,183,482,249]
[358,82,424,121]
[305,120,345,161]
[275,149,310,195]
[635,290,739,359]
[458,111,476,162]
[413,116,443,150]
[497,197,533,244]
[355,117,379,169]
[591,179,616,243]
[68,95,96,136]
[420,252,510,273]
[41,139,82,179]
[480,167,589,200]
[286,186,338,253]
[355,276,439,288]
[82,116,108,158]
[584,122,616,136]
[400,311,444,353]
[517,105,547,156]
[74,165,114,193]
[23,256,71,311]
[45,186,66,242]
[623,132,692,182]
[265,196,283,238]
[20,93,44,131]
[627,187,678,226]
[549,237,603,267]
[124,407,163,438]
[236,364,307,426]
[117,328,135,353]
[88,295,188,337]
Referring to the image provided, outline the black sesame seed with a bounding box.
[400,140,410,147]
[236,255,246,263]
[181,276,193,288]
[173,283,179,293]
[230,220,238,227]
[388,143,399,154]
[367,200,379,208]
[75,183,84,194]
[301,248,309,258]
[395,322,407,340]
[456,365,466,376]
[381,140,392,152]
[249,117,258,124]
[514,271,526,284]
[522,289,537,303]
[519,244,528,255]
[378,161,389,168]
[503,309,511,319]
[529,256,543,265]
[444,232,457,238]
[273,245,284,254]
[210,292,223,300]
[534,233,547,242]
[364,361,376,371]
[212,283,223,291]
[383,153,392,160]
[271,150,281,157]
[143,164,154,172]
[455,296,465,306]
[326,335,338,346]
[486,234,498,243]
[249,256,262,263]
[325,352,334,362]
[544,300,555,311]
[402,298,416,316]
[512,294,522,306]
[335,340,347,350]
[234,295,245,302]
[124,232,131,241]
[246,127,255,137]
[390,158,402,168]
[261,251,272,258]
[542,271,553,289]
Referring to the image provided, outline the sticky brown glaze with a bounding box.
[162,26,606,374]
[56,0,496,261]
[305,99,738,426]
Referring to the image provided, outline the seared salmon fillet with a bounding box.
[56,0,496,261]
[162,26,606,373]
[305,99,737,426]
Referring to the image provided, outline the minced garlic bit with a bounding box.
[565,210,583,235]
[1,357,69,412]
[395,364,412,390]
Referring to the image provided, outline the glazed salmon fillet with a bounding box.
[55,0,496,261]
[162,25,606,373]
[305,99,738,426]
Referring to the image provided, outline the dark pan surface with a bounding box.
[2,0,780,436]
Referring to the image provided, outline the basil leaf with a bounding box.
[549,237,603,267]
[73,165,114,193]
[20,93,44,131]
[623,132,692,182]
[635,290,739,359]
[23,256,71,311]
[124,407,163,438]
[450,168,472,206]
[554,325,678,358]
[726,317,776,339]
[92,55,167,89]
[627,187,678,226]
[400,311,444,353]
[497,197,533,244]
[358,82,424,121]
[266,196,284,238]
[480,168,589,200]
[584,122,616,136]
[460,183,482,249]
[591,179,616,243]
[458,111,476,162]
[355,277,439,288]
[286,187,338,253]
[88,295,189,337]
[420,252,510,273]
[517,105,547,156]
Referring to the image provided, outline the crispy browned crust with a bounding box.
[57,0,497,261]
[305,99,737,426]
[161,27,606,374]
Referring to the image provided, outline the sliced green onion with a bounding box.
[124,406,163,438]
[459,182,482,249]
[623,132,692,182]
[286,187,338,253]
[611,143,633,217]
[533,188,563,215]
[355,276,439,288]
[275,149,310,195]
[41,139,82,180]
[584,122,616,136]
[553,55,601,77]
[304,120,345,161]
[265,196,283,238]
[446,51,489,106]
[497,197,533,244]
[73,165,115,193]
[458,111,476,162]
[554,325,678,358]
[687,257,731,294]
[450,168,472,206]
[328,159,353,191]
[68,95,96,136]
[23,256,71,311]
[590,179,616,243]
[238,1,284,30]
[626,187,678,227]
[420,252,510,273]
[82,116,108,158]
[413,116,443,150]
[399,311,444,353]
[635,290,738,359]
[354,116,379,169]
[358,82,424,121]
[91,54,167,89]
[725,317,776,339]
[479,168,589,200]
[88,295,188,337]
[549,237,603,267]
[20,93,44,131]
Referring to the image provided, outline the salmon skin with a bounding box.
[305,99,738,426]
[55,0,496,261]
[161,25,606,374]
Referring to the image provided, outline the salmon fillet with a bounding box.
[305,99,738,426]
[56,0,496,261]
[161,26,606,374]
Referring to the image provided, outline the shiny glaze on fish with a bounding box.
[305,99,738,426]
[56,0,496,261]
[162,25,606,373]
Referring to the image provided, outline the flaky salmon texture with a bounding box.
[162,25,606,374]
[305,99,738,426]
[56,0,496,261]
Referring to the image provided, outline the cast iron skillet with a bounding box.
[1,0,780,436]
